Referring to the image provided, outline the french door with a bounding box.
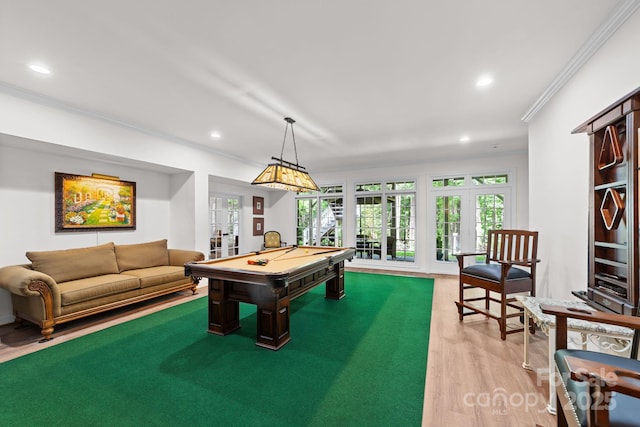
[209,195,240,259]
[431,184,511,274]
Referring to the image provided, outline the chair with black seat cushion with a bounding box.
[455,229,539,340]
[372,236,397,260]
[541,304,640,427]
[262,230,286,250]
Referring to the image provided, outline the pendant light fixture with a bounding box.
[251,117,320,192]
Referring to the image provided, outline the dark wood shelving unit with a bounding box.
[572,87,640,315]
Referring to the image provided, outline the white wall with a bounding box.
[0,72,530,324]
[0,141,178,263]
[529,8,640,299]
[0,140,178,323]
[0,90,267,254]
[169,172,197,249]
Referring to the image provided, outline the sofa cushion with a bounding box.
[122,266,188,288]
[115,239,169,273]
[26,242,119,283]
[58,274,140,306]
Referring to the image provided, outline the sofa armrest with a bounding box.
[168,249,205,266]
[0,265,62,320]
[0,265,59,297]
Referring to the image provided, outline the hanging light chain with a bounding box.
[279,117,300,166]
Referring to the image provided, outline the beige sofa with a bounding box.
[0,239,204,341]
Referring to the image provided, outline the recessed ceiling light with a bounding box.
[210,131,222,140]
[475,75,494,88]
[459,135,470,143]
[28,63,52,75]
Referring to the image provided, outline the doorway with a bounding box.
[430,174,512,274]
[209,195,240,259]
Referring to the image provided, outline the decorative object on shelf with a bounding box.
[600,187,625,230]
[253,217,264,236]
[597,125,624,170]
[55,172,136,232]
[253,196,264,215]
[251,117,320,192]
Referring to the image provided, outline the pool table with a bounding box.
[185,245,355,350]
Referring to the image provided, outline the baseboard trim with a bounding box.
[0,314,16,326]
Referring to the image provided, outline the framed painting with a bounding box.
[253,196,264,215]
[55,172,136,232]
[253,217,264,236]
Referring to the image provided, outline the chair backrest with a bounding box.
[485,229,538,264]
[263,231,282,249]
[387,236,396,255]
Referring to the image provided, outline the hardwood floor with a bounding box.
[422,274,554,427]
[0,271,555,426]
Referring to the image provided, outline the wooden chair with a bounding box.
[541,304,640,427]
[372,236,397,260]
[455,229,539,340]
[262,230,286,249]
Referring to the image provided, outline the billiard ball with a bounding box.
[305,249,309,253]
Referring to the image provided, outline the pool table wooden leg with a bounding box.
[325,262,345,300]
[255,287,291,350]
[207,278,240,335]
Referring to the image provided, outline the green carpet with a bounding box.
[0,272,433,427]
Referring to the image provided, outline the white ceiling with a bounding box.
[0,1,633,173]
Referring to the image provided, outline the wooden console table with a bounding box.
[518,296,633,415]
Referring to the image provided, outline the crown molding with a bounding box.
[521,0,640,122]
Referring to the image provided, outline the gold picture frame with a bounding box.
[55,172,136,232]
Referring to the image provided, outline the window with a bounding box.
[474,193,504,251]
[356,182,382,192]
[472,174,508,185]
[356,195,382,259]
[432,177,465,187]
[435,195,461,261]
[356,180,416,262]
[296,186,343,247]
